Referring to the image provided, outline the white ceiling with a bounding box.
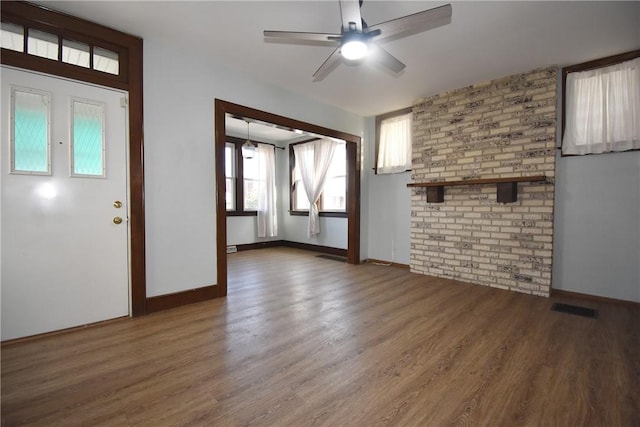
[38,1,640,117]
[226,115,311,144]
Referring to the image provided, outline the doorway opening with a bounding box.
[214,100,361,296]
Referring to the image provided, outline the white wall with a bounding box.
[553,151,640,302]
[144,40,364,297]
[363,117,412,264]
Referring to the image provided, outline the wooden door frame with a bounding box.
[215,99,361,296]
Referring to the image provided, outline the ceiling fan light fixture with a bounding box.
[341,38,368,61]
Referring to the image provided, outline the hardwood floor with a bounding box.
[2,247,639,426]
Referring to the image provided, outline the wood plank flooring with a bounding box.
[2,247,639,426]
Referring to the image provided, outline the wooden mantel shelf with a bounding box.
[407,175,547,203]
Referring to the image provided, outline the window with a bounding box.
[10,86,51,175]
[1,20,120,77]
[93,47,119,75]
[62,40,90,68]
[375,107,413,174]
[562,51,640,155]
[243,154,260,210]
[291,140,347,215]
[1,22,24,52]
[225,136,270,215]
[27,29,58,60]
[225,143,236,210]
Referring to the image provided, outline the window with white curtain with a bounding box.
[291,141,346,213]
[376,109,412,174]
[562,55,640,155]
[225,136,277,215]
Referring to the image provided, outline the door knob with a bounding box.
[113,216,123,225]
[113,200,122,208]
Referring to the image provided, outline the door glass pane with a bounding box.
[1,22,24,52]
[93,47,119,75]
[62,39,90,68]
[71,100,105,177]
[27,29,58,60]
[12,88,50,174]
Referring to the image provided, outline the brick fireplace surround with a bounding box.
[410,67,557,296]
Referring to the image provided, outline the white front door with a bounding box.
[1,66,130,341]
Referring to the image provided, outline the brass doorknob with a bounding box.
[113,216,123,225]
[113,200,122,208]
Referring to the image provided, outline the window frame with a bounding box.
[374,106,413,174]
[561,49,640,157]
[1,13,128,90]
[289,139,348,218]
[225,135,257,216]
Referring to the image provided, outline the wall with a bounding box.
[364,116,412,264]
[410,68,557,297]
[144,40,364,297]
[553,151,640,302]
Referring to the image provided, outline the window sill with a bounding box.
[227,210,257,217]
[290,210,348,218]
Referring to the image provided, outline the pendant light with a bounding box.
[241,119,257,159]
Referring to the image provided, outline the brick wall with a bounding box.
[410,67,557,296]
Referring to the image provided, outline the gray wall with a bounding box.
[144,39,363,297]
[364,117,412,265]
[553,151,640,302]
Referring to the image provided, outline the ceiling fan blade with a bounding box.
[313,46,342,82]
[264,30,341,44]
[339,0,363,32]
[367,3,452,43]
[369,43,406,74]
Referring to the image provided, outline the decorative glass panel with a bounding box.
[71,99,105,177]
[11,87,50,174]
[1,22,24,52]
[93,47,119,75]
[27,29,58,60]
[62,39,90,68]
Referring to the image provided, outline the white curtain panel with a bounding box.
[563,57,640,155]
[293,139,337,237]
[257,144,277,238]
[377,112,412,174]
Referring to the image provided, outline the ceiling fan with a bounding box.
[263,0,452,82]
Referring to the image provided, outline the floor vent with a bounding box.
[317,254,347,263]
[551,303,597,318]
[226,245,237,254]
